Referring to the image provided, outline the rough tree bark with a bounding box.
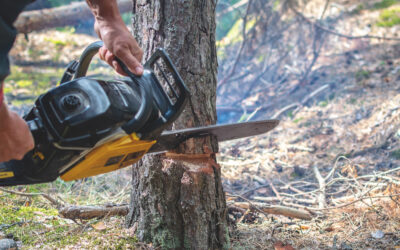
[125,1,229,249]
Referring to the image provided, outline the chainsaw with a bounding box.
[0,41,279,186]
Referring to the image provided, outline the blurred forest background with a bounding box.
[2,0,400,249]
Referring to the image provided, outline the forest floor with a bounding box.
[1,0,400,249]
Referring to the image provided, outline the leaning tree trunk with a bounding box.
[15,0,131,34]
[125,1,229,249]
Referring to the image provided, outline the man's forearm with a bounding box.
[0,97,8,126]
[85,0,144,76]
[85,0,123,23]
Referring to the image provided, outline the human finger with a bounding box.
[113,45,143,76]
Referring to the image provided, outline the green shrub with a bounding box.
[377,7,400,27]
[374,0,400,9]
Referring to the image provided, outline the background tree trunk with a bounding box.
[125,1,229,249]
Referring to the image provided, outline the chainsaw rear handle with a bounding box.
[72,41,152,134]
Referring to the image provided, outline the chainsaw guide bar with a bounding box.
[149,120,279,153]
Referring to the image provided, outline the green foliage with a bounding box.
[273,0,281,10]
[55,26,76,34]
[216,0,243,40]
[377,7,400,27]
[217,17,257,47]
[49,0,83,8]
[373,0,400,9]
[121,12,133,26]
[390,149,400,159]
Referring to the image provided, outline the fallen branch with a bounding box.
[232,202,313,220]
[301,84,329,105]
[253,196,316,205]
[0,187,61,207]
[59,204,129,220]
[271,103,299,119]
[312,193,400,211]
[15,0,132,34]
[313,166,327,209]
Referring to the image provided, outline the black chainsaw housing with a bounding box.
[0,41,190,186]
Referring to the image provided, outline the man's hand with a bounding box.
[86,0,143,76]
[0,102,34,162]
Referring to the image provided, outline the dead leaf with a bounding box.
[92,221,107,231]
[274,241,295,250]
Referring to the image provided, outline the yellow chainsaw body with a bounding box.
[61,133,156,181]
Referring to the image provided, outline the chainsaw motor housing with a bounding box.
[0,41,190,186]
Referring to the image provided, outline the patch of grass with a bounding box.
[16,80,33,88]
[238,113,249,122]
[349,98,357,105]
[293,117,304,124]
[355,69,371,81]
[257,54,265,63]
[44,37,78,48]
[352,4,366,14]
[319,100,328,107]
[44,37,68,47]
[390,149,400,159]
[377,7,400,27]
[28,47,45,59]
[373,0,400,9]
[4,66,64,101]
[0,204,64,245]
[0,205,58,224]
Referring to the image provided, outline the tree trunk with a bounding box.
[126,1,229,249]
[14,0,132,34]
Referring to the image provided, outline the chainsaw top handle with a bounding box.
[66,41,190,137]
[72,41,152,134]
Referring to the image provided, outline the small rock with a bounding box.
[0,232,4,240]
[0,238,17,250]
[371,230,385,239]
